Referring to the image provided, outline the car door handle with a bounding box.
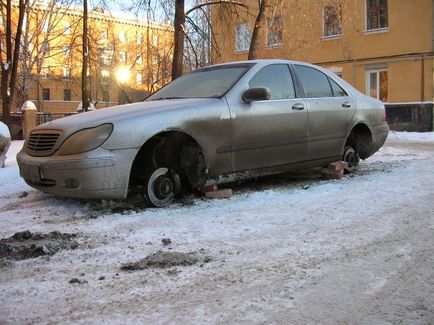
[342,101,352,108]
[292,103,305,110]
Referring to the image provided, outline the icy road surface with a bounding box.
[0,131,433,324]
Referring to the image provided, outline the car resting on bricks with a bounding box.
[17,59,389,207]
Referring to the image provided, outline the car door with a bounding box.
[293,64,356,160]
[228,63,308,172]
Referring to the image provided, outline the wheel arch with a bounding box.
[345,123,373,159]
[129,129,208,189]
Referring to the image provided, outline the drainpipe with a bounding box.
[419,56,425,131]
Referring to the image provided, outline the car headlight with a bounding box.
[57,124,113,156]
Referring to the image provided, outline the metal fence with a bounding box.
[0,112,76,140]
[385,102,433,132]
[36,112,77,125]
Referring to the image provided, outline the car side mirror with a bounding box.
[242,87,271,103]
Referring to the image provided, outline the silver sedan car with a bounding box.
[18,60,389,206]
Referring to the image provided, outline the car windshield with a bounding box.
[147,63,253,100]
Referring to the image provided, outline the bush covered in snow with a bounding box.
[0,121,11,168]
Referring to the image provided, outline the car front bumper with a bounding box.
[17,147,138,199]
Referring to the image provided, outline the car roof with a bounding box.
[209,59,308,67]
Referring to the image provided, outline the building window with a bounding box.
[366,0,388,30]
[324,6,342,37]
[64,22,71,35]
[119,30,126,43]
[42,88,50,100]
[63,67,71,80]
[119,51,127,63]
[101,29,108,39]
[136,54,143,65]
[235,22,250,52]
[41,67,50,79]
[64,89,71,101]
[63,45,70,57]
[266,16,283,47]
[42,20,49,32]
[100,48,113,65]
[367,69,388,102]
[153,35,159,46]
[136,73,142,84]
[102,89,109,102]
[137,32,142,44]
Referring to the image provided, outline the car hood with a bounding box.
[36,98,222,132]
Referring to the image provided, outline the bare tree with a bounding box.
[16,0,77,110]
[0,0,25,126]
[81,0,90,111]
[248,0,267,59]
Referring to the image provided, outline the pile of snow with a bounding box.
[0,121,12,168]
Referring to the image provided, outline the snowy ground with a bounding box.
[0,131,433,324]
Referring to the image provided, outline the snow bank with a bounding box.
[0,121,11,138]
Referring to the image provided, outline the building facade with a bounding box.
[212,0,433,108]
[1,3,173,113]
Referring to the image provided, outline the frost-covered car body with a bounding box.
[17,60,388,206]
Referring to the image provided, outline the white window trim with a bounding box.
[366,68,387,99]
[235,22,250,52]
[322,6,342,39]
[265,17,283,48]
[363,27,390,35]
[365,0,389,32]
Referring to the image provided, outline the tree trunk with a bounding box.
[82,0,90,111]
[172,0,185,80]
[1,0,25,126]
[248,0,268,60]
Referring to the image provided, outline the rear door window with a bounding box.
[329,78,347,97]
[294,65,333,98]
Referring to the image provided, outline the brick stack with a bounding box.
[321,161,349,180]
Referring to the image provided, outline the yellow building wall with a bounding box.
[212,0,433,103]
[3,4,173,113]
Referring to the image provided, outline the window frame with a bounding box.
[136,54,143,65]
[63,45,70,57]
[137,32,142,44]
[63,89,72,101]
[235,22,250,52]
[365,0,388,32]
[119,30,126,43]
[119,51,127,63]
[266,16,283,47]
[42,88,50,101]
[136,73,143,85]
[323,5,342,38]
[63,66,71,80]
[366,69,388,102]
[64,21,71,35]
[41,67,50,79]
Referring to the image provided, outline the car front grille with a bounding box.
[26,130,62,156]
